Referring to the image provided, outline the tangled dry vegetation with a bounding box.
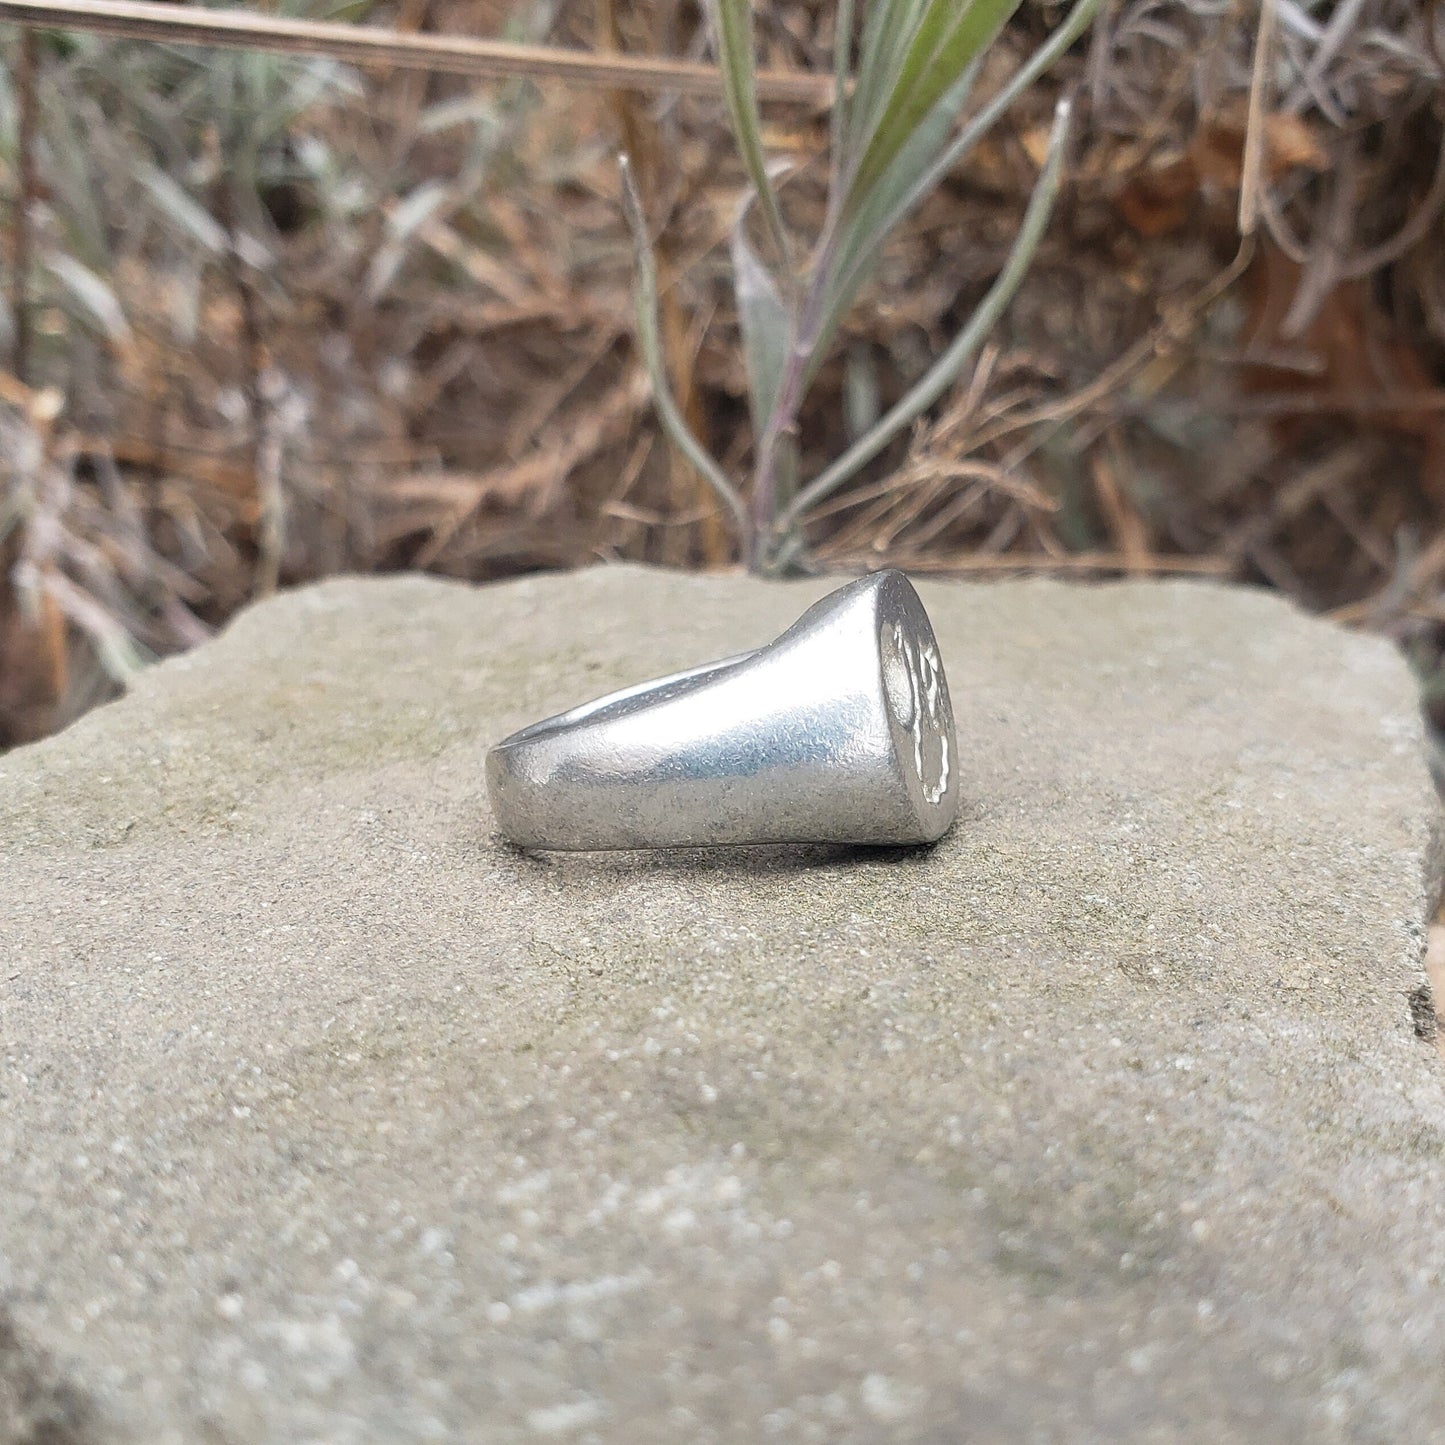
[1,0,1443,743]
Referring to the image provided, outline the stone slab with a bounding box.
[1,566,1442,1443]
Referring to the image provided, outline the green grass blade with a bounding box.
[843,0,930,169]
[808,59,980,384]
[731,200,793,437]
[810,0,1105,384]
[845,0,1022,213]
[779,96,1074,536]
[878,0,1107,242]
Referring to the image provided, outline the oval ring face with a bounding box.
[881,618,951,807]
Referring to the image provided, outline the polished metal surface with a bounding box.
[486,570,959,850]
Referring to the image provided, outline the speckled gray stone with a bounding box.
[1,565,1442,1445]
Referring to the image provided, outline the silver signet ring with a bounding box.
[486,570,959,851]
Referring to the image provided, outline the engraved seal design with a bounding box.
[881,620,951,805]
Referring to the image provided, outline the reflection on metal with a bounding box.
[487,570,960,851]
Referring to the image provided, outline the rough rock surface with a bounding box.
[1,565,1442,1444]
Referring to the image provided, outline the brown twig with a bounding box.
[1090,432,1152,574]
[1238,0,1277,237]
[828,550,1232,576]
[0,0,833,102]
[1115,389,1445,418]
[977,237,1256,466]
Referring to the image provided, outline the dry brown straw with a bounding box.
[0,0,834,103]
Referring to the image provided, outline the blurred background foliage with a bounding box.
[0,0,1443,744]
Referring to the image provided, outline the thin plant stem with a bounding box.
[896,0,1101,225]
[712,0,793,271]
[829,0,857,174]
[1239,0,1278,236]
[619,155,748,536]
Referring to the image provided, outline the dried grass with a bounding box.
[1,0,1444,741]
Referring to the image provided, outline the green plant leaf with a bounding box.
[707,0,791,268]
[731,197,793,438]
[843,0,931,172]
[619,156,748,535]
[809,59,980,383]
[811,0,1107,389]
[870,0,1109,246]
[845,0,1023,213]
[778,96,1075,539]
